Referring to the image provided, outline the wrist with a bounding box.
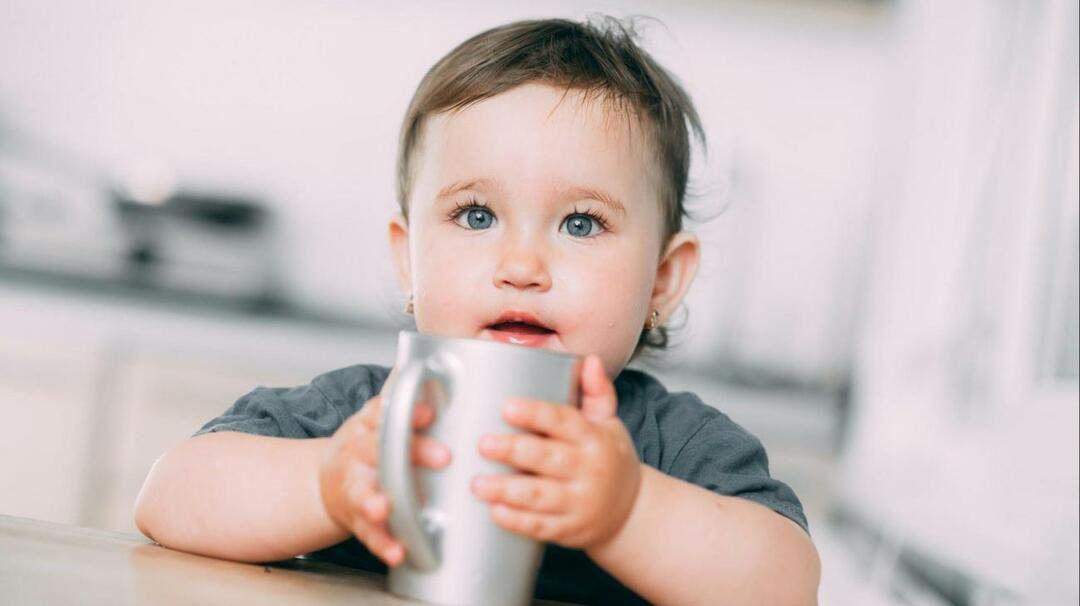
[315,439,349,533]
[585,462,650,558]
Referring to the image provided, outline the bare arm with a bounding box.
[586,465,821,606]
[472,358,819,604]
[134,394,448,566]
[134,432,348,563]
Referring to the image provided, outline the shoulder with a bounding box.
[310,363,393,416]
[618,370,809,534]
[616,369,775,477]
[194,363,391,439]
[615,369,738,467]
[615,368,728,436]
[668,409,808,534]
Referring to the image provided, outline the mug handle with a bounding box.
[379,359,445,571]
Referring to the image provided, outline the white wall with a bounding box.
[840,0,1080,601]
[0,0,892,382]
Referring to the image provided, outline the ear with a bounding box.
[388,213,413,293]
[650,232,700,324]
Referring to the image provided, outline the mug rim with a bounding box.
[398,330,579,363]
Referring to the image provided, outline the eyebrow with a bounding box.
[435,178,627,216]
[563,185,627,217]
[436,178,500,200]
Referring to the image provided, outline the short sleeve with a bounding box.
[193,365,390,439]
[193,384,340,439]
[667,415,810,535]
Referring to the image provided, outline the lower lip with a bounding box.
[483,328,557,348]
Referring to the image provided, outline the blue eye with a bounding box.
[455,206,495,230]
[562,213,603,238]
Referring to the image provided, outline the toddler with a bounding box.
[135,17,820,606]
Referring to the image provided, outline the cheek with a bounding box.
[554,247,654,344]
[411,236,492,332]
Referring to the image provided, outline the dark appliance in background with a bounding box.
[113,189,282,309]
[0,142,283,310]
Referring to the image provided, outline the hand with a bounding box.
[470,354,642,549]
[318,389,451,567]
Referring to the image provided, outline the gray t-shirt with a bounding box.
[196,364,807,605]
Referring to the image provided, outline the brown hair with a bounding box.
[396,16,705,352]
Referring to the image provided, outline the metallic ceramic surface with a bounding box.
[380,332,580,606]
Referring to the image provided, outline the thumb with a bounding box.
[579,354,617,422]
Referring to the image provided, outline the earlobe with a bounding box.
[388,214,413,292]
[650,232,700,324]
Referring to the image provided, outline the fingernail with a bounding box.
[363,495,383,515]
[385,543,403,564]
[426,441,448,462]
[471,476,491,494]
[504,400,523,417]
[478,434,498,453]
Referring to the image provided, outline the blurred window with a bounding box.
[1041,102,1080,385]
[1036,98,1080,382]
[1051,228,1079,382]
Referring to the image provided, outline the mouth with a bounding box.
[482,311,557,348]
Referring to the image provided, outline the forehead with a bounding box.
[412,83,659,208]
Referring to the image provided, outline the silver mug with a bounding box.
[379,331,581,606]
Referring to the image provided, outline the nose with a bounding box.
[493,235,552,292]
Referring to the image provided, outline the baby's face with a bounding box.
[392,83,667,379]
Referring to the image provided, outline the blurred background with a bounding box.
[0,0,1076,603]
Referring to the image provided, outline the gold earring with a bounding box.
[645,309,660,331]
[404,295,414,315]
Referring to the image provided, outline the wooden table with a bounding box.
[0,515,566,605]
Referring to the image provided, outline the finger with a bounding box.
[413,402,437,429]
[351,519,405,567]
[342,475,404,566]
[357,397,435,432]
[471,475,567,514]
[579,354,617,422]
[412,435,451,468]
[356,428,449,469]
[359,492,390,525]
[345,463,380,515]
[357,395,382,430]
[502,398,589,442]
[489,504,567,543]
[478,433,577,479]
[345,468,399,531]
